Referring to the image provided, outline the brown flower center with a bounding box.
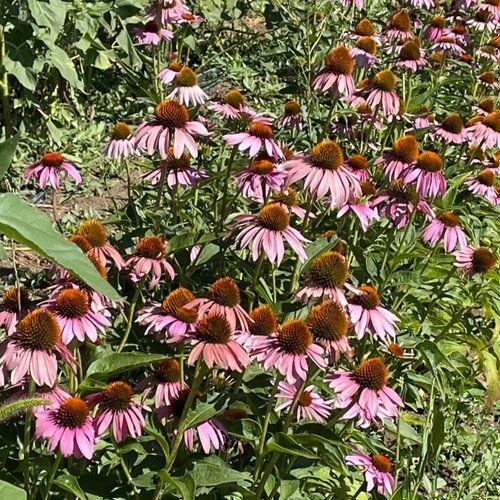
[153,359,181,383]
[249,305,278,336]
[439,211,460,227]
[250,159,274,175]
[223,89,245,107]
[209,277,241,307]
[155,100,189,128]
[353,357,388,391]
[466,116,484,128]
[475,10,491,23]
[356,18,376,37]
[111,122,132,140]
[373,70,397,92]
[430,15,446,28]
[136,235,166,259]
[361,181,377,196]
[391,11,411,31]
[479,71,496,85]
[309,251,349,288]
[392,135,419,163]
[75,219,108,248]
[175,66,198,87]
[277,320,312,354]
[471,248,497,273]
[161,287,197,323]
[164,147,191,170]
[298,391,313,407]
[372,454,392,473]
[352,285,381,309]
[347,154,368,171]
[257,204,290,231]
[55,289,89,318]
[390,180,419,204]
[15,309,61,350]
[70,235,92,253]
[2,286,30,313]
[399,41,420,61]
[483,111,500,132]
[310,140,344,170]
[272,187,298,207]
[42,152,64,167]
[357,37,377,54]
[56,398,89,428]
[249,122,274,139]
[388,342,405,357]
[417,151,443,172]
[101,381,133,411]
[195,313,232,344]
[441,114,464,134]
[284,100,301,116]
[477,169,495,186]
[169,61,185,72]
[307,300,348,341]
[324,45,354,75]
[357,102,373,114]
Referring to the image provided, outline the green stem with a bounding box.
[218,145,238,232]
[112,437,140,499]
[418,266,456,326]
[124,158,132,206]
[155,160,167,211]
[23,378,35,495]
[0,20,12,138]
[42,452,62,500]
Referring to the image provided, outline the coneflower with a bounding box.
[403,151,447,198]
[134,20,172,45]
[464,168,498,204]
[167,65,208,106]
[422,211,468,252]
[375,135,419,180]
[454,246,497,275]
[24,152,82,190]
[103,122,136,159]
[0,286,31,335]
[346,449,395,495]
[365,70,400,116]
[313,45,356,96]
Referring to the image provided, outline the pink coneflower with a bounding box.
[138,287,197,342]
[477,44,500,62]
[177,11,205,24]
[337,200,379,232]
[350,37,378,68]
[167,65,208,106]
[73,219,125,269]
[284,140,361,207]
[134,21,172,45]
[147,0,190,23]
[348,285,398,341]
[0,286,31,335]
[158,61,184,84]
[270,186,314,220]
[477,71,499,91]
[208,89,256,120]
[232,204,309,266]
[125,235,175,288]
[479,0,500,17]
[24,152,82,190]
[396,40,427,70]
[307,300,353,362]
[432,35,465,56]
[370,180,435,229]
[468,9,497,31]
[350,18,379,42]
[346,154,370,182]
[235,304,278,348]
[375,135,419,181]
[103,122,135,159]
[467,111,500,149]
[433,114,468,144]
[251,319,326,384]
[313,45,355,96]
[327,357,403,427]
[134,99,209,159]
[0,309,75,387]
[187,313,250,371]
[223,121,283,159]
[35,397,94,459]
[408,0,434,8]
[86,381,148,443]
[297,251,356,306]
[43,288,111,345]
[186,277,251,332]
[279,100,303,129]
[384,11,413,42]
[403,151,447,198]
[346,450,395,495]
[422,212,467,252]
[235,155,287,200]
[424,15,447,42]
[140,148,208,188]
[159,388,226,454]
[365,70,400,116]
[454,246,497,275]
[276,382,333,422]
[464,168,498,204]
[136,358,182,408]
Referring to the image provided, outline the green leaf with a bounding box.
[145,425,170,462]
[186,456,251,487]
[4,58,37,91]
[265,432,319,459]
[53,475,86,499]
[27,0,68,32]
[0,242,8,261]
[182,400,220,431]
[0,193,121,301]
[85,352,166,379]
[47,45,82,90]
[0,480,26,500]
[158,472,195,500]
[0,133,20,181]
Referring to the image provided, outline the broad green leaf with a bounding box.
[0,133,20,181]
[53,475,86,499]
[27,0,68,32]
[47,45,82,90]
[182,400,221,431]
[158,472,195,500]
[265,432,319,459]
[0,193,120,301]
[85,352,166,379]
[0,480,26,500]
[145,425,170,462]
[186,456,251,487]
[4,58,37,90]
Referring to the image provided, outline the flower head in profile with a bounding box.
[167,65,208,106]
[276,382,333,422]
[147,0,191,24]
[284,140,361,207]
[473,97,496,116]
[467,111,500,149]
[422,212,467,252]
[35,397,94,459]
[209,89,255,120]
[103,122,136,159]
[396,40,427,71]
[346,449,395,495]
[376,135,419,181]
[352,18,378,41]
[232,204,310,266]
[134,99,209,159]
[454,246,497,276]
[337,197,379,232]
[307,300,353,362]
[464,168,498,204]
[348,285,399,342]
[424,15,447,42]
[297,251,356,306]
[0,286,31,335]
[350,37,378,68]
[158,61,184,84]
[86,381,148,442]
[136,358,182,408]
[138,287,197,342]
[187,313,250,371]
[0,309,75,387]
[433,114,468,144]
[125,235,175,288]
[251,319,326,384]
[134,20,173,45]
[73,219,125,269]
[280,100,303,128]
[186,277,251,332]
[24,152,82,190]
[270,187,313,220]
[313,45,356,96]
[236,304,278,348]
[403,151,447,199]
[384,11,413,41]
[365,70,400,116]
[327,357,403,427]
[431,34,465,56]
[43,288,111,345]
